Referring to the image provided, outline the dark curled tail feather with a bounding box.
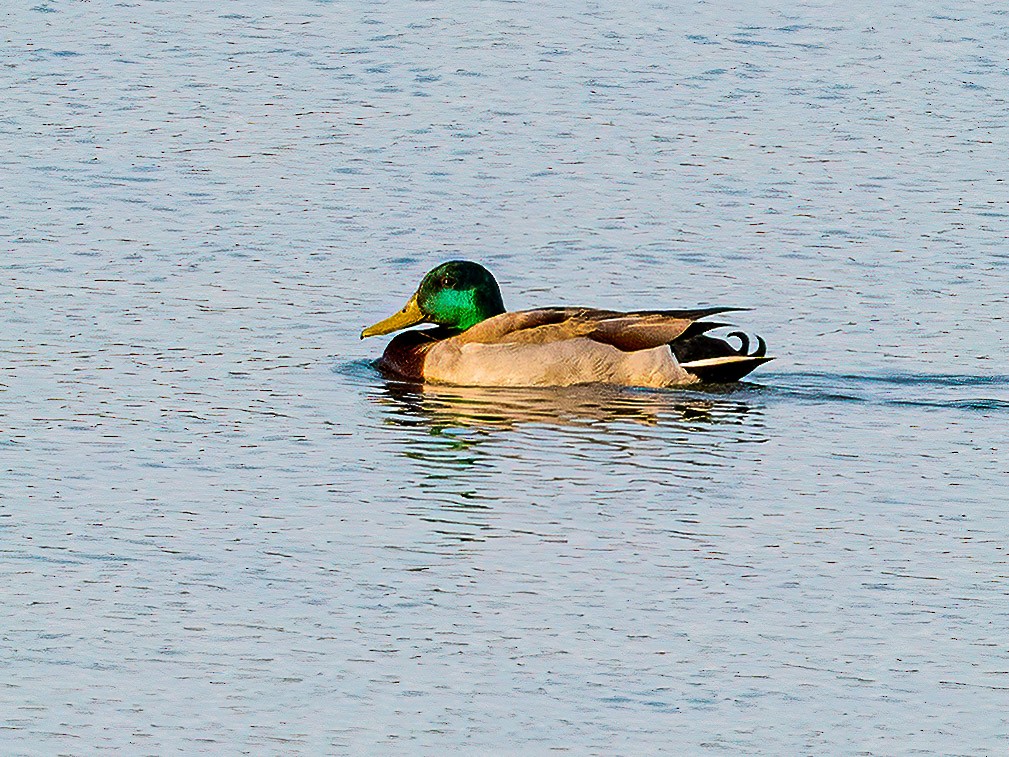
[726,331,766,357]
[671,330,773,383]
[671,331,765,363]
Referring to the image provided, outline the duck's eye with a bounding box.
[440,276,455,288]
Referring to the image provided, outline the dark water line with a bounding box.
[762,370,1009,388]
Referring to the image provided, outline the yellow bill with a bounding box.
[361,293,427,338]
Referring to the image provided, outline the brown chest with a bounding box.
[376,331,437,381]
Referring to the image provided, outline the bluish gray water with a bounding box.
[2,1,1008,753]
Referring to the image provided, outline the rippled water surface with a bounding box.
[3,1,1008,753]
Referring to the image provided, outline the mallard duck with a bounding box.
[360,261,773,387]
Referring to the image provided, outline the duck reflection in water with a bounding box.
[364,376,768,548]
[374,378,762,434]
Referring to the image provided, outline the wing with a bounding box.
[454,306,745,352]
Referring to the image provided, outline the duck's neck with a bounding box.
[434,287,506,332]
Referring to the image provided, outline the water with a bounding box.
[3,1,1008,753]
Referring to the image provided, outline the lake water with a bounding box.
[3,1,1008,753]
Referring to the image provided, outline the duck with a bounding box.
[360,261,773,387]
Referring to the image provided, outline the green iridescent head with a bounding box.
[361,261,506,338]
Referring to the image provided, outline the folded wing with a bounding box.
[454,306,745,352]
